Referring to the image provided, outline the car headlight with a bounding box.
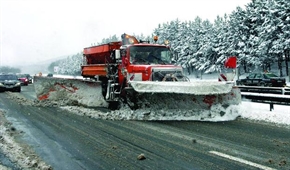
[0,83,4,86]
[16,82,21,86]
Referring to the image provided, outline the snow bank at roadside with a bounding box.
[239,101,290,126]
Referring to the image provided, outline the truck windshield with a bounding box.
[129,46,172,64]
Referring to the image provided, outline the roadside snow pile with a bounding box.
[0,110,52,170]
[239,101,290,126]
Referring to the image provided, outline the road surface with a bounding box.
[0,84,289,169]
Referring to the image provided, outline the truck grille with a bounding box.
[4,82,16,86]
[151,68,187,81]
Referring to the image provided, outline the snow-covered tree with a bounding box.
[229,6,253,74]
[98,34,120,44]
[58,53,83,75]
[56,0,290,77]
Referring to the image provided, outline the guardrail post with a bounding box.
[270,103,274,111]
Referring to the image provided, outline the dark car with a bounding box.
[47,73,53,77]
[17,74,29,86]
[236,72,286,87]
[0,73,21,92]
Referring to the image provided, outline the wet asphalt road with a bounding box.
[0,84,290,170]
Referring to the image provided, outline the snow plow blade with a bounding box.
[123,81,242,120]
[33,76,108,107]
[127,81,241,110]
[129,81,234,95]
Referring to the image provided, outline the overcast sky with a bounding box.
[0,0,251,66]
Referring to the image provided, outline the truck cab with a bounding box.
[81,33,187,106]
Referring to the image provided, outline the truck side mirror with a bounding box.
[115,50,121,59]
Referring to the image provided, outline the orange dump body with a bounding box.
[82,42,121,78]
[83,41,121,64]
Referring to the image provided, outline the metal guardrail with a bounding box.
[236,86,290,111]
[237,86,290,95]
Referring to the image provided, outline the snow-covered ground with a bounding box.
[240,101,290,126]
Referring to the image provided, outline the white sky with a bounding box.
[0,0,251,66]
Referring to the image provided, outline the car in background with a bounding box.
[236,72,286,87]
[47,73,53,77]
[0,73,21,92]
[17,74,29,86]
[24,74,33,84]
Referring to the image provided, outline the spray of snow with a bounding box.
[60,103,242,121]
[33,76,108,107]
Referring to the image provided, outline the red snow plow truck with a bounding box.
[34,33,241,119]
